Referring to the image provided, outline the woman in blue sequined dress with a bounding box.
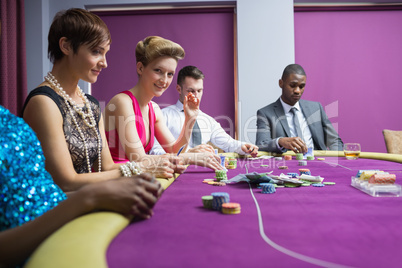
[0,106,163,266]
[22,8,185,192]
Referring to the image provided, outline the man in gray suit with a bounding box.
[256,64,343,154]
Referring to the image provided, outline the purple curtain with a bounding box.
[92,8,235,135]
[0,0,27,116]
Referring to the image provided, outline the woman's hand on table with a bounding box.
[162,153,187,174]
[138,155,186,178]
[187,144,215,154]
[185,152,223,170]
[138,156,174,178]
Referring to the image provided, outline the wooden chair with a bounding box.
[383,129,402,154]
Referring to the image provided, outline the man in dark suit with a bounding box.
[256,64,343,154]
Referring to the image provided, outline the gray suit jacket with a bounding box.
[256,98,343,153]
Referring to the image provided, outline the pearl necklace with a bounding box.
[45,72,101,173]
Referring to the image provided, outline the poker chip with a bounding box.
[260,164,269,167]
[360,171,387,181]
[284,155,292,160]
[207,181,216,185]
[312,183,325,187]
[211,192,230,211]
[212,182,226,186]
[287,172,298,178]
[317,158,325,161]
[215,170,228,181]
[279,166,288,169]
[301,183,311,187]
[296,153,304,160]
[299,169,311,176]
[284,182,300,188]
[306,156,315,160]
[203,179,215,183]
[323,182,336,185]
[275,185,285,188]
[228,159,237,169]
[275,157,283,161]
[356,169,379,178]
[202,195,213,209]
[369,174,396,184]
[298,160,307,166]
[260,183,276,193]
[221,202,241,214]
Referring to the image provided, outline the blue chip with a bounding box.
[312,183,325,187]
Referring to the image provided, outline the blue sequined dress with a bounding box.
[0,106,66,231]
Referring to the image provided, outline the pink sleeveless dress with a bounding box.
[106,91,156,163]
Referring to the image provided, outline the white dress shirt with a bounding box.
[278,98,314,149]
[150,100,245,155]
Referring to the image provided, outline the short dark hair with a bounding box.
[48,8,111,63]
[177,66,205,86]
[281,64,306,81]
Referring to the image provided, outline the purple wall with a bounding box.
[92,9,236,135]
[294,10,402,153]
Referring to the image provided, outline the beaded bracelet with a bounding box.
[120,161,142,177]
[120,164,133,177]
[127,161,142,175]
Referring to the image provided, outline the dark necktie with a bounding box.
[290,107,303,138]
[192,120,202,147]
[182,109,201,147]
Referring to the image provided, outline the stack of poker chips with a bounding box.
[368,174,396,184]
[211,192,230,211]
[306,156,315,160]
[260,183,276,194]
[356,169,379,178]
[221,203,241,214]
[215,170,228,181]
[299,168,311,176]
[296,153,304,160]
[227,158,237,169]
[284,155,292,160]
[287,172,298,178]
[298,160,307,166]
[202,195,213,209]
[358,170,386,181]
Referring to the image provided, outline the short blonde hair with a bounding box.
[135,36,185,66]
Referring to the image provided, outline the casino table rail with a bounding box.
[24,176,177,268]
[279,150,402,163]
[24,150,402,268]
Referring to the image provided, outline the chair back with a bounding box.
[383,129,402,154]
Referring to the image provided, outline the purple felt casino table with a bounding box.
[106,156,402,268]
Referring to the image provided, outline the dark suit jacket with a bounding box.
[256,98,343,153]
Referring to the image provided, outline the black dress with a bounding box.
[22,86,103,173]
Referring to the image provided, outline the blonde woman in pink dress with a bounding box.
[105,36,222,175]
